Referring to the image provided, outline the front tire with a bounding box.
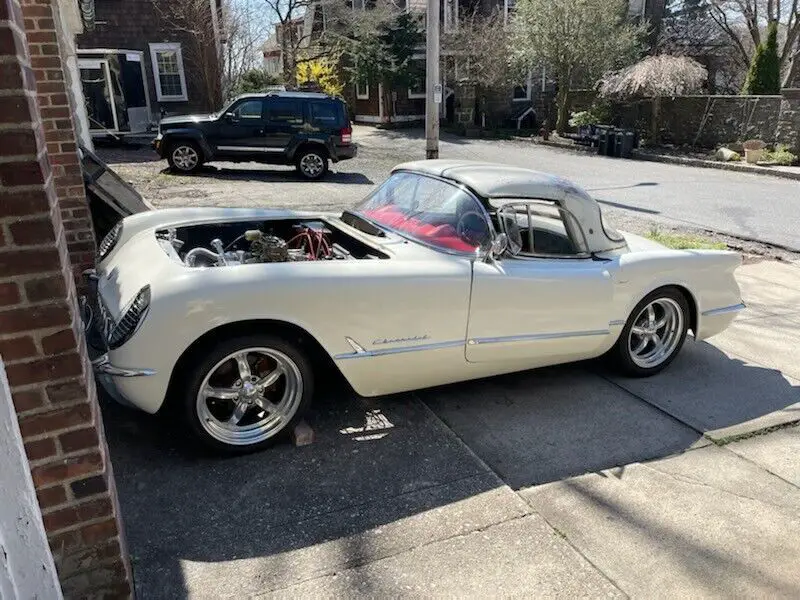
[167,141,203,174]
[296,148,328,180]
[609,287,690,377]
[182,334,314,453]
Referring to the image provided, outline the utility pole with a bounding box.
[425,0,440,159]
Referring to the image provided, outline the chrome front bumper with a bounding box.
[92,354,156,377]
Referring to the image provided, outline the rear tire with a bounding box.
[608,287,690,377]
[167,140,203,174]
[181,334,314,454]
[296,148,328,180]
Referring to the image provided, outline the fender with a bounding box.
[160,129,215,160]
[287,136,335,162]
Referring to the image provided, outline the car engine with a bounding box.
[159,223,355,268]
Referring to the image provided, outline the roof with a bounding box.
[391,160,625,254]
[235,91,332,100]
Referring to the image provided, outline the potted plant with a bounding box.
[742,139,766,164]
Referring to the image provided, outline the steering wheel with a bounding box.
[456,211,489,247]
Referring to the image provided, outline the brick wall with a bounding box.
[22,0,95,289]
[0,0,132,597]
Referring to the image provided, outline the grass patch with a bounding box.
[645,228,727,250]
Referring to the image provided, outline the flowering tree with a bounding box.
[598,54,707,142]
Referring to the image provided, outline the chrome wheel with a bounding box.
[196,347,303,446]
[627,298,684,369]
[172,145,199,171]
[299,152,325,178]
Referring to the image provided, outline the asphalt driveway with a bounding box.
[100,258,800,598]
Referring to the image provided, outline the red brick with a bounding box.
[26,30,57,44]
[22,5,51,17]
[64,218,92,231]
[0,129,38,155]
[0,334,38,361]
[1,189,51,216]
[19,401,91,437]
[31,452,103,487]
[41,105,69,119]
[0,248,61,277]
[0,95,34,123]
[0,303,70,334]
[9,217,56,245]
[6,352,83,387]
[30,57,60,73]
[42,505,79,531]
[46,380,88,405]
[12,388,44,412]
[76,497,112,522]
[25,437,58,462]
[70,474,107,499]
[0,282,21,306]
[59,540,122,577]
[37,484,67,509]
[79,518,118,545]
[35,17,55,30]
[41,328,76,355]
[0,159,45,186]
[47,93,68,107]
[60,427,99,453]
[0,62,24,90]
[24,274,66,302]
[59,142,76,153]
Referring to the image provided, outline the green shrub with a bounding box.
[764,144,798,166]
[568,102,612,128]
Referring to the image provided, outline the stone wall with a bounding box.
[568,90,799,150]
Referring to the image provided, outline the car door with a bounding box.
[263,97,305,154]
[466,202,616,364]
[213,98,267,155]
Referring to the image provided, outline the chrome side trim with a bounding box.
[334,339,464,360]
[216,146,285,153]
[345,336,367,354]
[701,302,746,317]
[92,354,156,377]
[467,329,610,346]
[609,319,625,327]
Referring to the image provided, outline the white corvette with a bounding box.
[87,160,744,452]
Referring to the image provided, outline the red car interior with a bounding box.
[363,205,477,253]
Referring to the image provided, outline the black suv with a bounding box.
[152,92,357,180]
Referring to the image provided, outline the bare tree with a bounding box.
[223,0,272,99]
[153,0,223,111]
[706,0,800,85]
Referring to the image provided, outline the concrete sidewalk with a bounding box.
[102,258,800,598]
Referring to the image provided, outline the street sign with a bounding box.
[433,83,443,104]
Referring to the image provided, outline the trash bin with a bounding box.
[619,131,635,158]
[597,126,611,155]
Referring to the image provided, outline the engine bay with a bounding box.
[156,218,388,267]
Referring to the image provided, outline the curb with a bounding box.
[631,151,800,181]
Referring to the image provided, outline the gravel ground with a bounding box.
[97,126,800,263]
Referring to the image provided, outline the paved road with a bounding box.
[106,126,800,250]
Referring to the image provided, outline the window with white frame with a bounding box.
[356,78,369,99]
[513,69,532,101]
[149,43,187,102]
[408,57,425,98]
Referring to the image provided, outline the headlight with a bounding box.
[97,221,122,262]
[107,285,150,349]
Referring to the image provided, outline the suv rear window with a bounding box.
[265,99,304,124]
[309,101,343,127]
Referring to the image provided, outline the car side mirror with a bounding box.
[224,112,237,123]
[487,233,508,260]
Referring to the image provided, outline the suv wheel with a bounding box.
[167,141,202,174]
[296,148,328,180]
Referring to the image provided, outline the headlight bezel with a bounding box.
[107,285,151,350]
[97,221,123,262]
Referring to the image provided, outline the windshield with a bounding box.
[353,172,492,254]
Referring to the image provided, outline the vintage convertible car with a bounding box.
[87,160,745,452]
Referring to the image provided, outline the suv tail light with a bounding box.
[340,127,352,144]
